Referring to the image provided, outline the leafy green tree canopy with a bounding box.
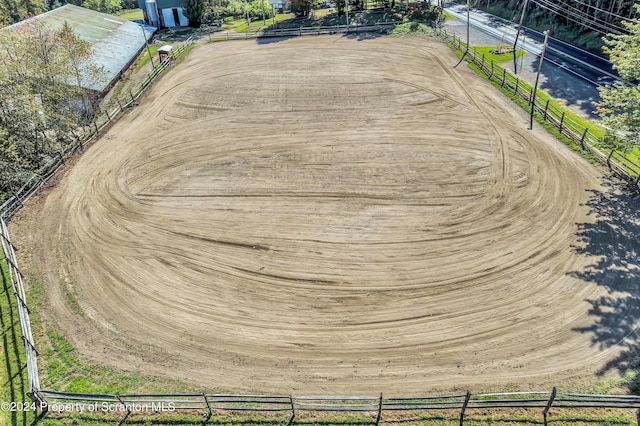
[82,0,122,14]
[0,19,103,202]
[0,0,46,26]
[595,5,640,150]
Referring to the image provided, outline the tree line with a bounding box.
[0,0,136,26]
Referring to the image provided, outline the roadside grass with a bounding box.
[463,58,600,163]
[473,45,525,64]
[115,8,143,21]
[441,34,640,167]
[0,257,37,426]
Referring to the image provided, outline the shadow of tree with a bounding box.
[569,180,640,389]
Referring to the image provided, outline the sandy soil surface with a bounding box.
[10,35,636,395]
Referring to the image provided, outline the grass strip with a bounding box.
[439,31,640,167]
[0,256,37,426]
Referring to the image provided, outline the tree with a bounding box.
[291,0,313,16]
[594,4,640,151]
[183,0,206,26]
[56,21,103,114]
[0,18,104,201]
[0,0,46,26]
[82,0,122,14]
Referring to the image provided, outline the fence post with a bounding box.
[544,99,550,120]
[514,78,519,95]
[203,393,212,420]
[94,122,99,134]
[117,99,124,112]
[115,393,131,415]
[559,112,565,132]
[130,90,135,103]
[459,391,471,426]
[490,61,494,78]
[580,128,588,149]
[289,395,295,423]
[104,108,111,121]
[481,53,484,69]
[607,149,614,169]
[376,393,383,425]
[543,387,556,426]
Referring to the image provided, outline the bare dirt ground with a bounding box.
[10,35,638,395]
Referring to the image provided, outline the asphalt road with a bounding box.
[442,2,616,118]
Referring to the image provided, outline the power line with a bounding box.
[531,0,628,33]
[529,0,628,35]
[565,0,633,23]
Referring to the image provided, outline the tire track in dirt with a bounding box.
[10,36,625,395]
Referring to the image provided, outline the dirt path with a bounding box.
[10,35,634,395]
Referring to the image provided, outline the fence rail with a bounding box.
[32,388,640,424]
[433,26,640,191]
[0,217,42,405]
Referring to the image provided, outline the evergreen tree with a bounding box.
[183,0,205,26]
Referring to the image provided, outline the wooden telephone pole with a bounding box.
[512,0,528,74]
[530,30,550,130]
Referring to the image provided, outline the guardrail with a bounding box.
[433,26,640,191]
[0,36,194,221]
[35,388,640,425]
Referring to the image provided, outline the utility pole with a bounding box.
[466,0,470,52]
[454,0,470,67]
[140,23,155,68]
[346,0,349,29]
[513,0,528,74]
[530,30,549,131]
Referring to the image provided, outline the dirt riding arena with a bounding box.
[11,35,630,395]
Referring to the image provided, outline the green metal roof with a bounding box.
[4,5,156,92]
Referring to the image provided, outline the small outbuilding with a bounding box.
[158,45,174,62]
